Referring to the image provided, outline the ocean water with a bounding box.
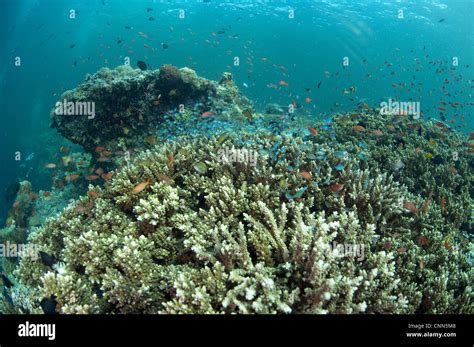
[0,0,473,315]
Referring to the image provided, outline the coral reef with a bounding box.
[5,127,472,314]
[51,65,253,155]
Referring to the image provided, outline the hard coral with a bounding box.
[9,131,472,314]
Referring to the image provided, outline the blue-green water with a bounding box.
[0,0,473,221]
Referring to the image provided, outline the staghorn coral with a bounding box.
[6,131,472,314]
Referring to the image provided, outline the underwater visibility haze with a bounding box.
[0,0,473,316]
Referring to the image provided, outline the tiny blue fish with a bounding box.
[334,150,348,159]
[25,153,34,161]
[358,141,368,149]
[357,152,368,161]
[285,186,308,200]
[334,163,346,171]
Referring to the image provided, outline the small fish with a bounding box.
[95,146,107,153]
[372,129,383,136]
[242,109,254,121]
[124,26,133,29]
[438,18,445,23]
[403,201,418,214]
[147,7,153,12]
[44,163,56,169]
[417,236,429,247]
[243,82,249,88]
[133,179,151,193]
[85,175,100,181]
[69,44,76,48]
[358,141,368,149]
[352,125,365,132]
[425,152,433,159]
[200,111,215,118]
[328,183,344,193]
[39,251,55,267]
[40,296,57,315]
[101,172,113,181]
[285,186,307,200]
[397,246,407,254]
[308,127,318,136]
[299,170,312,180]
[148,17,155,21]
[423,192,433,213]
[25,153,34,161]
[167,154,174,168]
[317,81,322,88]
[194,162,208,174]
[334,163,345,171]
[158,174,174,185]
[334,151,348,159]
[137,60,148,71]
[88,191,100,199]
[64,174,80,182]
[161,43,169,49]
[43,191,50,197]
[143,43,150,49]
[305,97,312,103]
[278,80,289,86]
[440,195,446,211]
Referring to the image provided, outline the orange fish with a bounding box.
[305,97,312,103]
[308,127,318,136]
[372,129,383,136]
[278,80,288,86]
[43,191,50,197]
[444,238,451,250]
[133,179,151,193]
[423,192,433,213]
[403,201,418,214]
[95,146,106,153]
[97,157,110,162]
[12,200,20,209]
[144,43,150,49]
[299,170,312,180]
[328,183,344,193]
[200,111,215,118]
[45,163,57,169]
[65,174,80,182]
[362,102,370,111]
[437,106,446,111]
[85,175,100,181]
[102,172,113,181]
[88,191,99,199]
[101,150,113,157]
[158,174,173,185]
[167,154,174,168]
[95,167,105,175]
[417,236,429,247]
[440,195,446,211]
[397,246,407,254]
[352,125,365,132]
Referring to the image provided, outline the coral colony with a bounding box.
[1,64,472,314]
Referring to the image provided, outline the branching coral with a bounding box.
[6,131,472,314]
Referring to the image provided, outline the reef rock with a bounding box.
[50,65,252,154]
